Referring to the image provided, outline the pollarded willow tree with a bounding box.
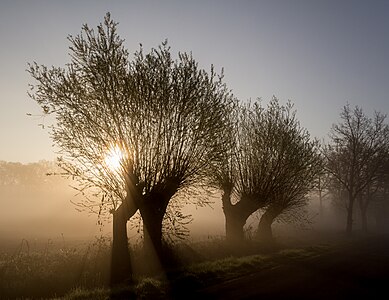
[28,14,233,284]
[214,100,276,243]
[254,101,323,241]
[211,98,322,243]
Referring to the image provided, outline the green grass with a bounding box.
[0,238,333,299]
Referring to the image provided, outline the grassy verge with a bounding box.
[60,244,332,299]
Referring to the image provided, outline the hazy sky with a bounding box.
[1,0,388,163]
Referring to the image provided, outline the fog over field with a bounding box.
[0,161,224,242]
[0,161,354,247]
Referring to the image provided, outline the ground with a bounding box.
[193,236,389,299]
[2,233,389,299]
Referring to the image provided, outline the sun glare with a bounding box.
[104,145,124,172]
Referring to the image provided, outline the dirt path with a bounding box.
[197,237,389,299]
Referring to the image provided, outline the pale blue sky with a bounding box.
[1,0,388,163]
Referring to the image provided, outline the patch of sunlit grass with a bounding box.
[61,278,166,300]
[277,245,331,260]
[135,277,166,299]
[58,287,109,300]
[187,254,268,276]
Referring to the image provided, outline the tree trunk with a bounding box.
[222,188,260,244]
[256,207,278,241]
[224,208,247,243]
[358,185,372,234]
[141,203,165,263]
[110,187,139,286]
[358,195,369,234]
[110,204,132,286]
[319,189,323,216]
[139,184,176,273]
[346,192,355,236]
[361,207,368,233]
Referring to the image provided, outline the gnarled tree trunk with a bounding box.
[222,188,261,244]
[224,207,248,243]
[256,206,281,242]
[110,194,138,286]
[140,199,168,272]
[139,180,178,273]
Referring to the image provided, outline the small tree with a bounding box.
[28,14,233,283]
[356,148,389,232]
[371,157,389,231]
[325,104,389,235]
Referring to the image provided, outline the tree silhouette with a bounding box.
[212,98,321,243]
[314,170,331,216]
[28,14,233,284]
[254,100,322,241]
[210,100,265,243]
[325,105,389,234]
[371,157,389,231]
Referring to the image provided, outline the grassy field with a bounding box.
[0,237,111,299]
[1,233,388,299]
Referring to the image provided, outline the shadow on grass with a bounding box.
[1,235,331,299]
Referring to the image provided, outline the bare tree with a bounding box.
[371,157,389,231]
[325,104,389,235]
[28,14,233,283]
[356,149,389,232]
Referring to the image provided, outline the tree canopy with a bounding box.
[28,13,233,283]
[28,13,232,215]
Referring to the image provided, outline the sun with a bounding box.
[104,145,124,172]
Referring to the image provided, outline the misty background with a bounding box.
[0,160,357,247]
[0,0,387,267]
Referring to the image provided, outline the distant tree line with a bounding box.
[27,13,389,285]
[0,161,62,187]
